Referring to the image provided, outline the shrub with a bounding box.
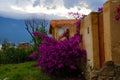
[0,47,33,64]
[29,19,86,78]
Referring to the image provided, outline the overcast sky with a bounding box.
[0,0,107,20]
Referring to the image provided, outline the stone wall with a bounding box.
[91,61,120,80]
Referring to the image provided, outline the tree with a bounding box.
[2,38,9,51]
[24,18,48,48]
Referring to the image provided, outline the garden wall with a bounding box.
[103,0,120,64]
[80,0,120,68]
[49,0,120,69]
[80,12,100,68]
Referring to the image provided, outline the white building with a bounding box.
[0,44,2,50]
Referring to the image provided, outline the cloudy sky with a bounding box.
[0,0,107,44]
[0,0,107,20]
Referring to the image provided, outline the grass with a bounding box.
[0,61,85,80]
[0,61,53,80]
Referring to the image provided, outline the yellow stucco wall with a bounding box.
[80,12,100,68]
[103,0,120,64]
[49,0,120,67]
[69,25,76,37]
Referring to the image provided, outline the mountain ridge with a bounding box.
[0,16,31,44]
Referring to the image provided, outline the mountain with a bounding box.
[0,16,31,44]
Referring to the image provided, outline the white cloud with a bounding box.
[83,0,107,10]
[0,0,106,19]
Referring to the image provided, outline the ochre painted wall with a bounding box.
[98,12,105,67]
[80,12,100,68]
[103,0,120,64]
[49,0,120,67]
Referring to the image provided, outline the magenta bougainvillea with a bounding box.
[29,12,86,78]
[68,12,86,20]
[115,4,120,21]
[98,7,103,12]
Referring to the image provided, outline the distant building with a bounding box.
[7,42,15,48]
[0,44,2,50]
[1,42,16,50]
[18,42,31,49]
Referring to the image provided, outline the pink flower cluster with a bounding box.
[29,12,86,78]
[115,5,120,21]
[98,7,103,12]
[68,12,86,20]
[30,31,86,76]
